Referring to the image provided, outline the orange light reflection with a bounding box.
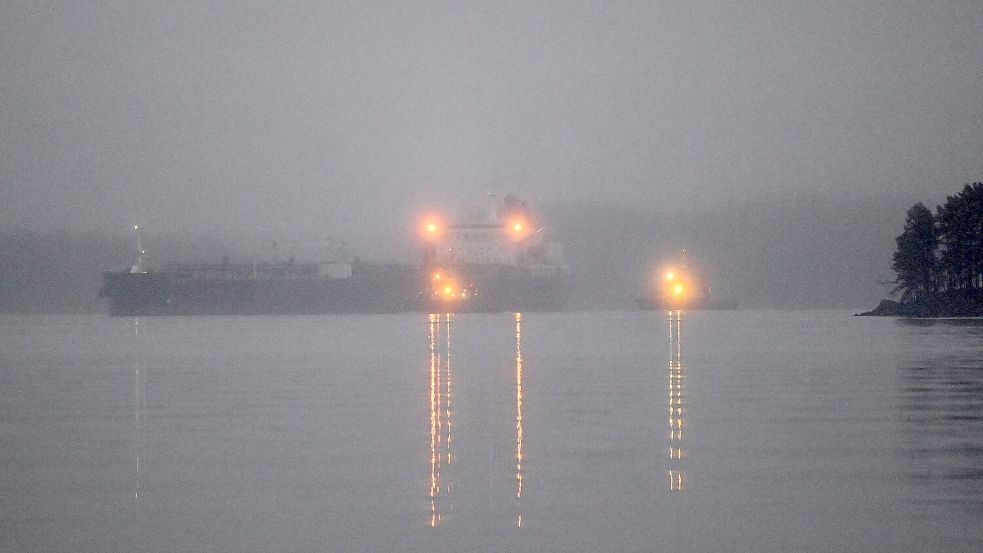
[668,309,686,491]
[426,313,454,527]
[428,313,440,526]
[515,312,524,527]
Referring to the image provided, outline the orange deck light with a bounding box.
[507,217,530,240]
[420,215,445,241]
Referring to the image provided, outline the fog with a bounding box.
[2,2,981,310]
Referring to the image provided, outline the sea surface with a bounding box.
[1,310,982,552]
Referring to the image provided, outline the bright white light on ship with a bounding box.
[665,271,675,281]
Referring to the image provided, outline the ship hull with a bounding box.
[101,266,423,316]
[101,264,567,316]
[427,269,567,313]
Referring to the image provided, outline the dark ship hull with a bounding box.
[424,264,568,313]
[101,263,423,316]
[101,263,567,316]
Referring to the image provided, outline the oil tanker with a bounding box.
[101,196,568,315]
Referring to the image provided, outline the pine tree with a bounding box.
[937,183,983,291]
[892,202,938,302]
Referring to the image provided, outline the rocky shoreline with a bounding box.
[858,291,983,317]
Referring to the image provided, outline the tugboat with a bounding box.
[637,250,737,311]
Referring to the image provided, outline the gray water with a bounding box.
[1,310,981,552]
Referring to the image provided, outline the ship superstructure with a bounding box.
[421,195,568,312]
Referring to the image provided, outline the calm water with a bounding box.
[1,310,982,552]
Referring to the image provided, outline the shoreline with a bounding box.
[857,293,983,317]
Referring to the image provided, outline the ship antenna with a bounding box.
[130,225,146,273]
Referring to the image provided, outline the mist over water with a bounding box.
[2,311,982,552]
[3,2,983,550]
[2,2,982,242]
[3,3,982,312]
[0,190,938,312]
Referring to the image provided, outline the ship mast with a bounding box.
[130,225,146,274]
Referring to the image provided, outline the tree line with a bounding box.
[893,182,983,305]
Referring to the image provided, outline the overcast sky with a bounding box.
[2,1,981,253]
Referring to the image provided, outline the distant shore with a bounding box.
[858,290,983,317]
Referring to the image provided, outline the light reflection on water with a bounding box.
[427,312,527,528]
[900,352,983,510]
[667,310,685,492]
[514,312,524,527]
[894,317,983,512]
[427,313,460,527]
[131,317,144,504]
[3,312,983,551]
[427,313,442,527]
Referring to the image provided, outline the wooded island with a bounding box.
[862,182,983,317]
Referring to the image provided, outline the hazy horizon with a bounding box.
[2,2,981,311]
[3,3,981,234]
[0,189,937,312]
